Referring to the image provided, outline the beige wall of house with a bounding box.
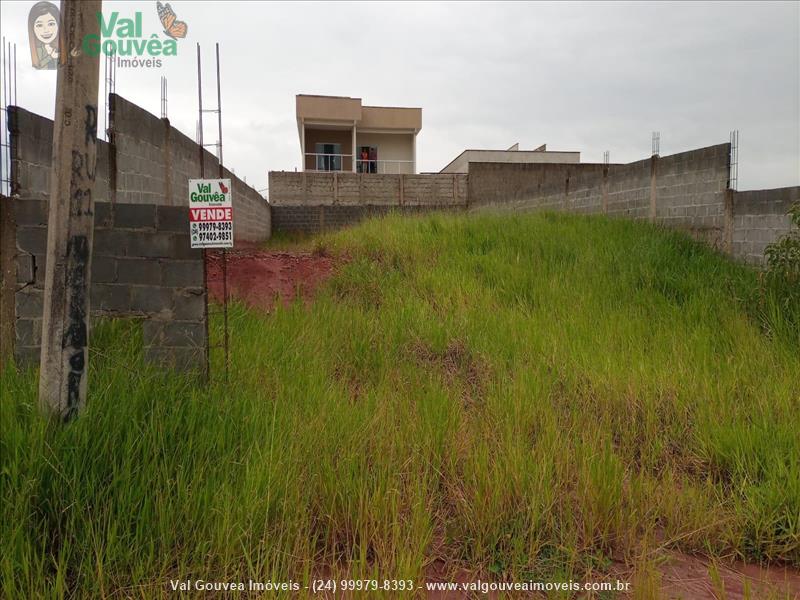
[441,149,581,174]
[297,95,361,123]
[360,106,421,130]
[355,132,415,174]
[297,96,421,132]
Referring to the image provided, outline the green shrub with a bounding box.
[761,201,800,343]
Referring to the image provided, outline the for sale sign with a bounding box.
[189,178,233,248]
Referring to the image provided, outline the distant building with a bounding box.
[439,143,580,174]
[296,94,421,174]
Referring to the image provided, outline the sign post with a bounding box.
[189,178,232,382]
[196,43,230,383]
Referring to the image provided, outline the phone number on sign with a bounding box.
[195,231,232,243]
[193,221,232,232]
[311,579,416,593]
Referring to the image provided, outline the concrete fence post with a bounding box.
[38,0,103,420]
[724,188,735,255]
[649,155,658,222]
[333,171,338,205]
[399,175,404,206]
[602,167,609,214]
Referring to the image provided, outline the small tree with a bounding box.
[761,201,800,342]
[764,201,800,286]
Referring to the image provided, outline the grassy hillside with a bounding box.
[2,212,798,598]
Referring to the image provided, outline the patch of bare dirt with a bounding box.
[407,339,489,408]
[206,245,335,311]
[422,552,800,599]
[639,550,800,599]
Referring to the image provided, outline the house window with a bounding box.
[357,146,378,173]
[315,143,342,171]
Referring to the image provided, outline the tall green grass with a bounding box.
[2,212,798,598]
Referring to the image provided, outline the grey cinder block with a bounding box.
[91,256,117,283]
[15,318,42,346]
[115,204,156,229]
[13,200,49,227]
[156,206,188,232]
[15,288,44,318]
[28,165,50,196]
[162,261,203,287]
[142,319,165,345]
[16,227,48,254]
[94,202,113,227]
[13,345,41,367]
[144,345,203,372]
[117,258,160,285]
[91,284,130,312]
[163,321,205,347]
[172,289,205,321]
[94,230,130,257]
[169,235,201,260]
[15,254,36,284]
[130,285,173,314]
[126,232,173,258]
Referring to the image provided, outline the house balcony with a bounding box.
[304,153,415,175]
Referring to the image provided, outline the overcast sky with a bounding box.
[2,1,798,193]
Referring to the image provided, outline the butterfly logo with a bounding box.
[156,2,187,40]
[219,181,229,194]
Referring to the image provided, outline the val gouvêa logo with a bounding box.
[27,1,188,70]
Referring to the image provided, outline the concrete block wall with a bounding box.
[11,199,206,369]
[270,204,460,235]
[111,96,167,206]
[8,107,111,202]
[730,187,799,266]
[467,163,607,211]
[468,159,651,220]
[9,100,270,245]
[467,143,798,265]
[655,144,730,247]
[268,171,468,234]
[109,94,271,242]
[604,159,652,220]
[468,144,731,242]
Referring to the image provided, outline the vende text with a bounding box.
[190,208,233,222]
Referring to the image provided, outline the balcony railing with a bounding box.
[305,152,352,172]
[304,153,414,174]
[356,159,414,174]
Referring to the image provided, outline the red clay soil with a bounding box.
[422,555,800,599]
[642,551,800,600]
[206,246,335,311]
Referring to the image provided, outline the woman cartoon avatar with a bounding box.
[28,1,62,70]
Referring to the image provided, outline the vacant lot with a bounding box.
[2,212,798,598]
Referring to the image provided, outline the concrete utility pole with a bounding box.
[39,0,102,420]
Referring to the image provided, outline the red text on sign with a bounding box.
[190,208,233,222]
